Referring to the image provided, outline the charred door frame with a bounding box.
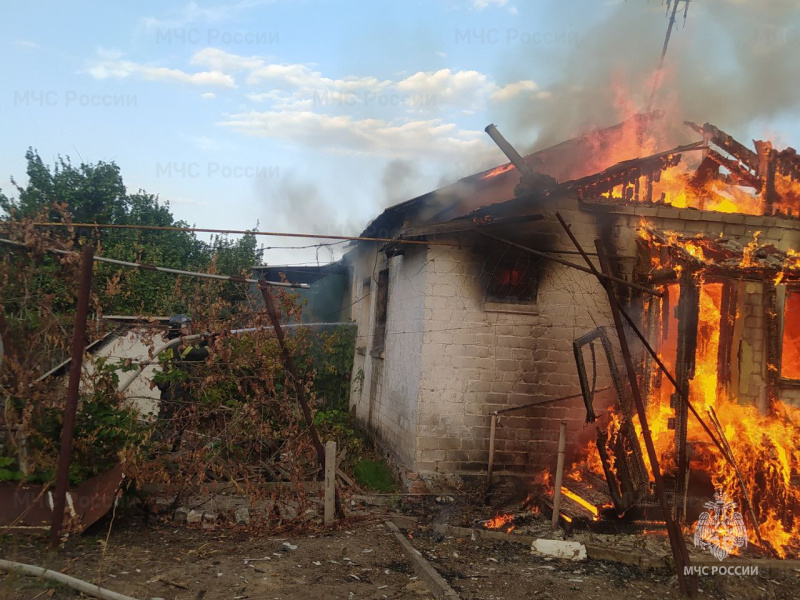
[670,272,737,521]
[573,327,649,513]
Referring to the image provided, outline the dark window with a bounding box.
[372,268,389,352]
[484,250,539,303]
[357,278,370,351]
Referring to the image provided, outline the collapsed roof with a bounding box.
[360,114,800,242]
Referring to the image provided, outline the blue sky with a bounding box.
[3,0,798,264]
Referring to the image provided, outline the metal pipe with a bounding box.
[50,245,94,546]
[23,222,455,247]
[485,414,497,495]
[551,213,693,596]
[552,421,567,531]
[484,124,534,178]
[594,241,694,598]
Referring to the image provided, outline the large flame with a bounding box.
[578,257,800,557]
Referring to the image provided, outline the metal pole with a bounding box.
[552,421,567,530]
[484,124,536,178]
[50,245,94,546]
[594,241,695,598]
[549,214,694,597]
[485,414,497,495]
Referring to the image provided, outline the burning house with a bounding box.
[345,113,800,558]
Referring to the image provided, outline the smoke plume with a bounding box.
[515,0,800,152]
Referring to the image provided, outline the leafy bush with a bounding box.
[354,458,397,493]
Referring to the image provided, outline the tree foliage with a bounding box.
[1,148,263,315]
[0,150,359,527]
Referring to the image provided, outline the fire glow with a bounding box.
[578,239,800,558]
[485,513,515,533]
[560,486,600,520]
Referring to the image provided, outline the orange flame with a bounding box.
[485,513,514,531]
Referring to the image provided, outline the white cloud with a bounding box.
[191,47,265,72]
[12,40,39,49]
[489,80,539,102]
[396,68,492,111]
[219,110,489,160]
[80,46,539,159]
[86,51,235,88]
[473,0,508,9]
[246,62,389,95]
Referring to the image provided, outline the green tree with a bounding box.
[1,149,263,316]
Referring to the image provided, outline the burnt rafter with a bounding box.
[776,147,800,182]
[703,149,762,190]
[562,142,705,201]
[685,121,761,174]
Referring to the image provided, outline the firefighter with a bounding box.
[155,315,210,450]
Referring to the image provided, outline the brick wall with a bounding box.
[347,197,800,479]
[414,199,616,476]
[348,245,426,468]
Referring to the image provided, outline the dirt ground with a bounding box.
[1,514,435,600]
[2,507,798,600]
[406,525,800,600]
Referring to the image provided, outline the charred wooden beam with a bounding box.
[702,149,762,190]
[764,148,778,216]
[685,121,760,173]
[562,141,705,201]
[672,270,699,523]
[765,283,780,413]
[717,281,738,392]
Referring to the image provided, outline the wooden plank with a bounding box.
[324,441,336,525]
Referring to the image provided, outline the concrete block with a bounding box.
[530,539,587,561]
[174,507,190,522]
[235,507,250,525]
[186,509,203,524]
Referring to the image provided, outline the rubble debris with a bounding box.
[234,507,250,525]
[186,509,203,524]
[531,539,588,561]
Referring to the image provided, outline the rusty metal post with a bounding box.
[551,421,567,530]
[50,245,94,546]
[258,280,341,516]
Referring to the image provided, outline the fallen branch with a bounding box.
[0,559,141,600]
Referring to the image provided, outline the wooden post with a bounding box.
[551,421,567,530]
[485,413,497,495]
[50,245,94,546]
[324,440,336,525]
